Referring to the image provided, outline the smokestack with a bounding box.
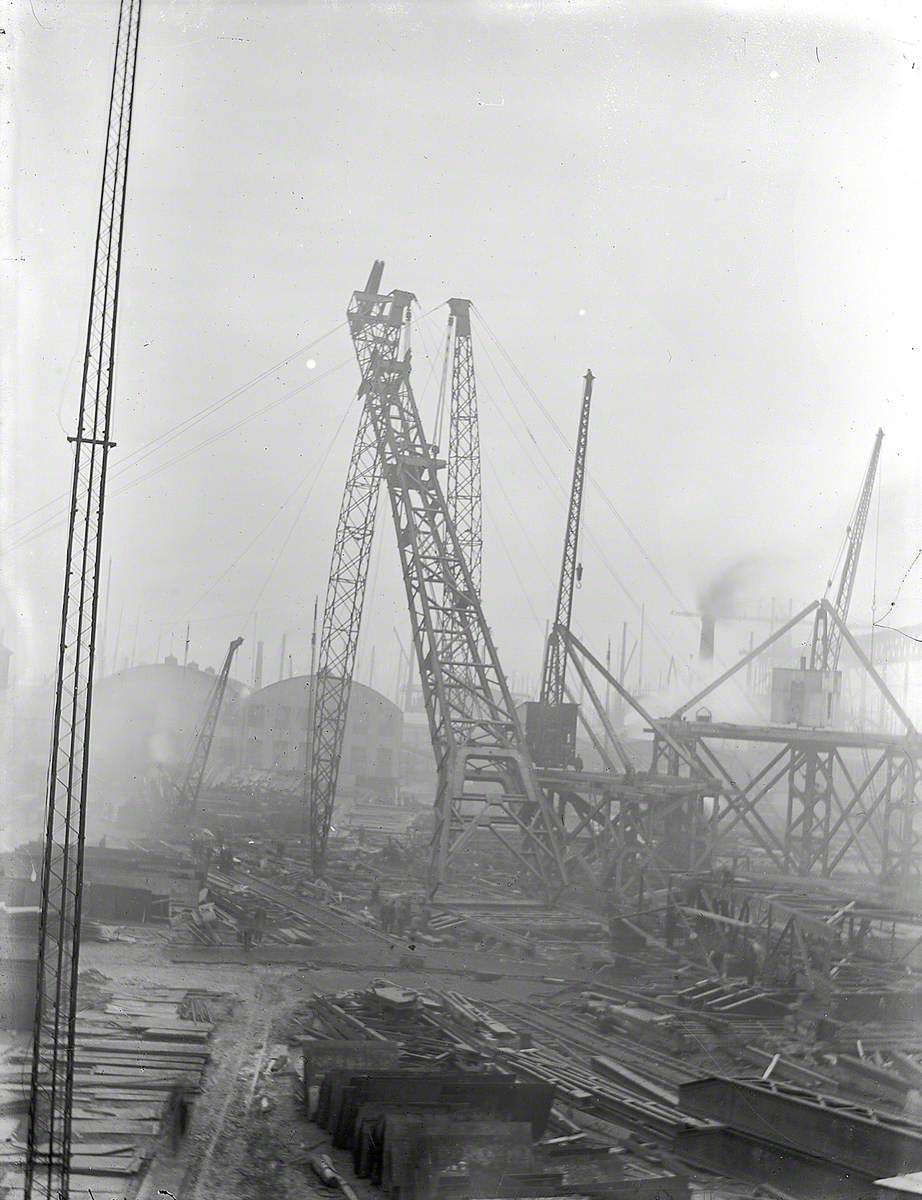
[278,632,287,683]
[254,640,264,690]
[699,615,716,663]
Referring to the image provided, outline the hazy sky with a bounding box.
[3,0,921,702]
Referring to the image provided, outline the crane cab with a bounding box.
[519,700,579,769]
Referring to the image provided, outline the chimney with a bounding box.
[254,640,264,690]
[699,615,716,663]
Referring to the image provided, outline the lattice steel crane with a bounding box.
[346,268,567,895]
[444,299,483,597]
[529,370,594,768]
[439,298,484,714]
[26,2,142,1196]
[173,637,244,815]
[810,428,884,674]
[307,261,405,874]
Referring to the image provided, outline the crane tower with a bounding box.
[307,262,405,874]
[346,267,567,896]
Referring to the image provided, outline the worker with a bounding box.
[168,1083,190,1152]
[742,938,758,987]
[253,904,267,946]
[664,898,678,949]
[398,895,412,935]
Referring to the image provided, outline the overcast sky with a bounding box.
[3,0,921,704]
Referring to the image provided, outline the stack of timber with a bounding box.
[0,980,219,1199]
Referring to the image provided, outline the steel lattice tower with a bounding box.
[445,299,482,597]
[347,270,568,896]
[306,262,405,874]
[26,2,143,1195]
[440,299,483,714]
[541,370,593,709]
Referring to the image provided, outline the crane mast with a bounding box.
[26,2,142,1195]
[530,370,593,768]
[445,299,483,598]
[810,428,884,674]
[174,637,244,814]
[307,261,404,874]
[346,267,567,895]
[441,298,484,714]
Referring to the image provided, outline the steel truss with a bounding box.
[307,261,400,874]
[347,270,568,896]
[26,2,143,1195]
[651,598,922,886]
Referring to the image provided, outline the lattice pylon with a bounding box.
[26,3,143,1196]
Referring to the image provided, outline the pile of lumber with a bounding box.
[0,983,218,1199]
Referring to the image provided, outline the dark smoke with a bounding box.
[697,557,764,618]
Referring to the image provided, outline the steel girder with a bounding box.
[347,273,567,896]
[678,1076,922,1179]
[307,262,399,874]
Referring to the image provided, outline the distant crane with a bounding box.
[26,2,143,1196]
[529,370,594,768]
[347,266,567,895]
[788,428,884,873]
[810,428,884,674]
[173,637,244,816]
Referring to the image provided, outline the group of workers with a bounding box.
[238,903,268,951]
[369,881,423,938]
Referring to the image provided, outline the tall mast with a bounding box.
[26,2,143,1195]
